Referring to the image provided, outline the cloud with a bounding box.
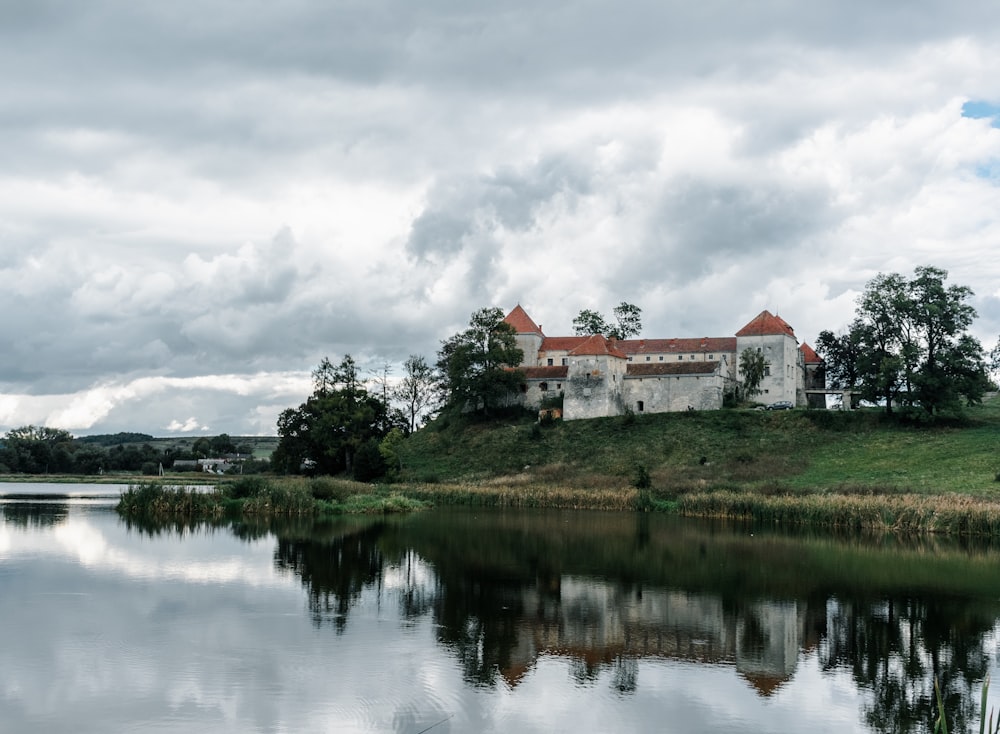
[2,2,1000,434]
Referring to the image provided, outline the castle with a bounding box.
[503,305,824,421]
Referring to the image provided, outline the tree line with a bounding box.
[0,427,262,475]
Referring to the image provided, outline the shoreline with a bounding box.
[7,473,1000,536]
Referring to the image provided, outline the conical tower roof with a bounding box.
[503,304,544,335]
[736,310,796,338]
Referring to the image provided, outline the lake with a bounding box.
[2,484,999,733]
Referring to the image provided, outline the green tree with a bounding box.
[572,302,642,340]
[393,354,441,433]
[437,307,524,416]
[572,308,611,337]
[907,266,987,414]
[738,348,769,400]
[1,426,75,473]
[610,302,643,340]
[854,272,909,414]
[210,433,236,455]
[273,355,388,475]
[816,329,863,390]
[825,267,988,416]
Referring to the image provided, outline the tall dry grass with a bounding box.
[678,490,1000,536]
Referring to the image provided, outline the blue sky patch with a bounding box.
[962,100,1000,125]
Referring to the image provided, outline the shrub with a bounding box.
[309,478,357,502]
[229,476,269,499]
[633,463,652,489]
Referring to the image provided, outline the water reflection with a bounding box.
[266,508,1000,732]
[6,493,1000,733]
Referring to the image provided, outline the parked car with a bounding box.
[766,400,794,410]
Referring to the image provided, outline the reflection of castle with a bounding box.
[503,305,825,419]
[497,576,822,697]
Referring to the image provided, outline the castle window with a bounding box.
[628,356,633,361]
[645,356,651,361]
[637,400,644,412]
[764,365,771,376]
[539,382,548,391]
[677,356,683,361]
[561,358,567,365]
[689,355,695,360]
[708,354,714,359]
[547,358,553,366]
[556,383,561,390]
[658,356,663,361]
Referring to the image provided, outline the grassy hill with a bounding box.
[398,396,1000,497]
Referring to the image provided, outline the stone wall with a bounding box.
[623,372,726,413]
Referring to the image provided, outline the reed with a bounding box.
[396,480,639,511]
[117,483,226,518]
[678,491,1000,536]
[934,675,1000,734]
[116,480,428,520]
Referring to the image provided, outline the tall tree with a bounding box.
[907,266,986,414]
[437,307,524,416]
[854,272,909,413]
[393,354,441,433]
[816,329,863,390]
[738,348,769,400]
[572,302,642,340]
[273,355,387,475]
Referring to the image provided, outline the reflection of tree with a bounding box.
[1,502,70,528]
[431,568,529,687]
[274,523,388,633]
[822,597,992,734]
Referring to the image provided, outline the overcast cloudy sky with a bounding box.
[2,1,1000,437]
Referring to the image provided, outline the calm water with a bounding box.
[2,485,1000,733]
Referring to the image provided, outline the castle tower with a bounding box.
[503,304,544,367]
[735,311,800,405]
[564,335,629,420]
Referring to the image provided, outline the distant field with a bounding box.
[95,436,279,459]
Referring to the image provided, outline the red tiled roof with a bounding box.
[521,366,569,379]
[627,361,720,377]
[503,304,544,335]
[799,342,823,364]
[568,334,628,358]
[539,336,589,352]
[618,337,736,355]
[735,310,796,338]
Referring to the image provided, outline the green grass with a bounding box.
[399,398,1000,496]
